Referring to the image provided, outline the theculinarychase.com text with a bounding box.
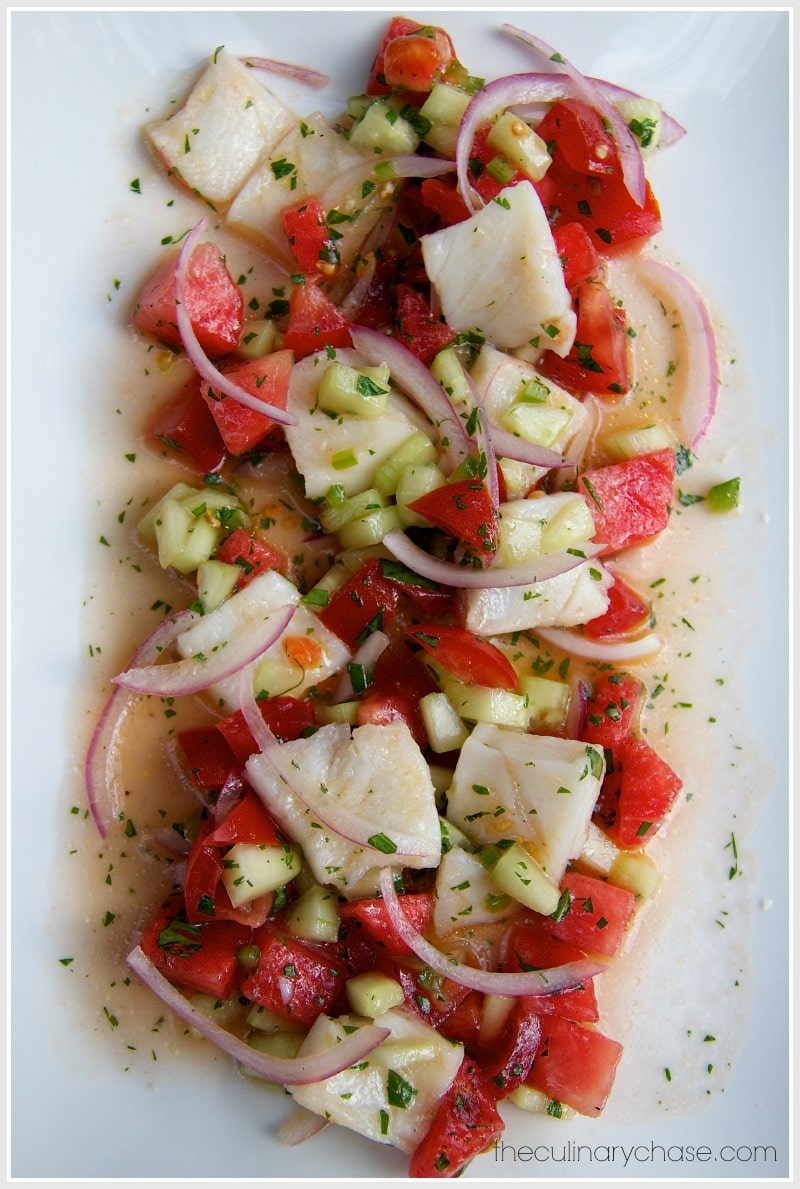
[493,1138,779,1169]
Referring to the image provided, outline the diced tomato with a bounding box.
[281,196,340,279]
[317,557,402,649]
[217,696,317,761]
[478,1000,542,1099]
[536,99,618,178]
[527,1015,623,1117]
[338,893,433,959]
[239,924,349,1026]
[281,279,352,360]
[367,17,455,97]
[409,477,499,559]
[577,448,676,555]
[552,222,602,294]
[357,688,429,750]
[500,915,599,1023]
[205,789,284,849]
[200,351,293,455]
[214,527,287,587]
[145,376,227,474]
[419,176,471,226]
[440,990,484,1051]
[176,726,240,791]
[546,871,636,958]
[409,1057,504,1178]
[387,957,472,1030]
[183,791,282,926]
[356,638,439,750]
[535,99,662,254]
[583,575,652,639]
[139,891,251,999]
[582,672,644,751]
[538,278,631,396]
[601,737,683,848]
[467,124,526,205]
[378,558,458,618]
[393,284,455,364]
[383,30,456,93]
[130,242,244,358]
[406,624,518,690]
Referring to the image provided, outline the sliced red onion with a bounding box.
[239,56,330,89]
[456,73,571,211]
[175,220,297,426]
[321,156,454,215]
[277,1105,330,1147]
[333,630,390,703]
[489,424,567,470]
[564,676,589,740]
[85,610,199,837]
[238,662,281,756]
[632,256,719,448]
[383,528,601,590]
[127,945,389,1084]
[378,868,605,996]
[535,625,663,662]
[502,25,646,207]
[113,604,296,698]
[214,771,246,826]
[350,326,471,472]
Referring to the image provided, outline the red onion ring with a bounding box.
[378,868,606,996]
[535,625,663,662]
[175,220,297,426]
[489,424,567,470]
[383,528,601,590]
[349,326,471,473]
[239,56,330,90]
[564,676,589,740]
[502,24,646,207]
[632,256,719,448]
[277,1106,330,1147]
[85,610,199,837]
[321,156,454,214]
[113,604,296,698]
[127,945,389,1084]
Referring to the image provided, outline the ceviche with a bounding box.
[84,16,741,1178]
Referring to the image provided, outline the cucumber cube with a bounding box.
[318,361,391,419]
[349,99,419,156]
[487,840,561,915]
[419,691,469,753]
[196,559,241,613]
[221,841,301,908]
[346,971,406,1018]
[501,402,572,447]
[285,884,341,943]
[486,111,551,181]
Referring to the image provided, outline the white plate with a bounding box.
[8,8,791,1181]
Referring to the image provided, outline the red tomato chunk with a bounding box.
[547,871,636,957]
[337,893,433,959]
[601,737,683,848]
[409,1057,504,1178]
[578,448,676,555]
[526,1015,623,1117]
[201,351,293,455]
[145,377,227,474]
[406,624,518,690]
[131,242,244,358]
[239,925,349,1026]
[139,891,250,1000]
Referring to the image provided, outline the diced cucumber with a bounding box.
[439,816,474,854]
[346,971,406,1018]
[501,402,572,447]
[336,504,403,549]
[614,96,662,155]
[517,673,570,730]
[188,993,242,1038]
[395,462,448,527]
[485,840,561,915]
[496,507,545,566]
[446,685,530,730]
[221,841,302,908]
[579,820,621,876]
[196,559,240,613]
[430,345,473,410]
[349,98,419,156]
[315,700,361,726]
[318,360,391,419]
[240,1030,305,1079]
[155,498,223,574]
[285,884,341,943]
[346,93,373,121]
[610,851,663,900]
[246,1003,307,1034]
[601,421,678,460]
[137,481,198,542]
[419,691,469,753]
[485,111,551,181]
[507,1084,574,1117]
[320,487,387,534]
[237,318,278,359]
[497,457,539,500]
[373,431,437,495]
[419,83,472,156]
